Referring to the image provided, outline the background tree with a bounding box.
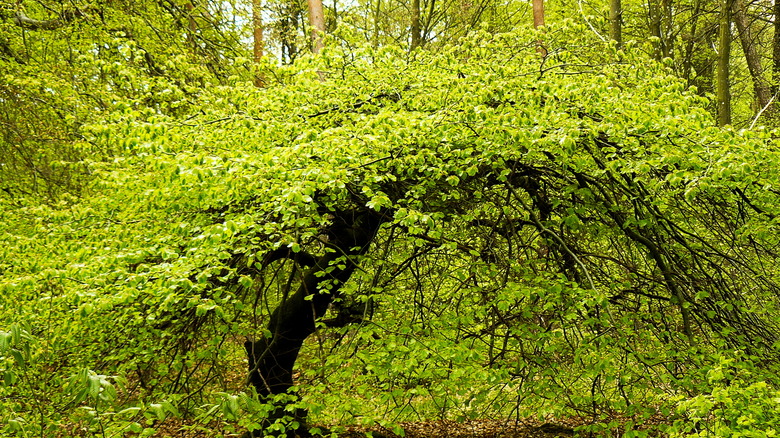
[0,0,248,199]
[307,0,326,53]
[609,0,622,46]
[717,0,733,126]
[733,0,772,118]
[254,0,266,87]
[410,0,421,49]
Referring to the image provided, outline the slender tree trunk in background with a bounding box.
[327,0,338,32]
[648,0,663,60]
[424,0,436,42]
[660,0,673,57]
[681,0,702,87]
[733,0,772,115]
[533,0,545,28]
[411,0,421,50]
[532,0,546,56]
[186,2,197,50]
[253,0,265,87]
[717,0,733,126]
[609,0,623,47]
[774,0,780,95]
[372,0,382,47]
[280,1,301,64]
[307,0,325,53]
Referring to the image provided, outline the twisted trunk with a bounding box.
[244,209,384,436]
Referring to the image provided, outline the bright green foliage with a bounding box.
[670,355,780,437]
[0,1,250,199]
[2,22,780,436]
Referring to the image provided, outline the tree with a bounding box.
[254,0,266,87]
[5,24,780,438]
[775,0,780,95]
[717,0,733,126]
[307,0,326,53]
[0,0,248,199]
[343,0,519,52]
[411,0,422,49]
[732,0,773,120]
[609,0,622,47]
[533,0,545,28]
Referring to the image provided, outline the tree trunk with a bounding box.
[532,0,546,55]
[661,0,673,57]
[533,0,545,28]
[733,0,772,116]
[186,2,198,50]
[280,1,301,64]
[609,0,622,47]
[648,0,663,60]
[253,0,265,87]
[307,0,326,53]
[681,0,703,87]
[411,0,421,50]
[773,0,780,106]
[372,0,382,48]
[244,209,384,437]
[717,0,733,126]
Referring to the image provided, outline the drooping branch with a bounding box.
[260,246,317,269]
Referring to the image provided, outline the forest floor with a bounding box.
[144,415,671,437]
[339,419,581,437]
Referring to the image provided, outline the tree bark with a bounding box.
[253,0,265,87]
[307,0,325,53]
[533,0,545,28]
[648,0,664,60]
[280,1,301,64]
[372,0,382,48]
[411,0,421,50]
[244,209,384,436]
[774,0,780,96]
[609,0,622,47]
[717,0,733,126]
[186,2,198,50]
[680,0,703,88]
[532,0,546,56]
[733,0,772,115]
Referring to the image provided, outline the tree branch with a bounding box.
[11,8,94,30]
[261,247,317,268]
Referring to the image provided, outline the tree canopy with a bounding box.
[4,21,780,438]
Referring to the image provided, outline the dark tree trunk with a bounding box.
[244,209,385,437]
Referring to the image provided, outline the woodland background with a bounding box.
[4,0,780,437]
